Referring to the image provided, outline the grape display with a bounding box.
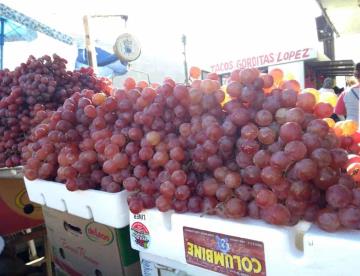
[0,54,111,167]
[22,63,360,232]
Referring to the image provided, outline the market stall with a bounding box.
[18,63,360,275]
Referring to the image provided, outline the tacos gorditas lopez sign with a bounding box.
[210,48,316,74]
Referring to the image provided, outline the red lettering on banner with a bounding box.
[264,55,269,64]
[229,61,234,70]
[283,52,289,60]
[246,58,251,68]
[241,59,246,69]
[251,57,256,67]
[259,55,264,65]
[269,53,274,62]
[289,51,295,59]
[302,48,310,58]
[210,48,313,73]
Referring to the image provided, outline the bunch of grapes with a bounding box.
[0,54,111,168]
[24,67,360,232]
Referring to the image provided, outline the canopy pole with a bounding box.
[83,15,97,73]
[0,17,5,69]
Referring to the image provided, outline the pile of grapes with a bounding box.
[23,68,360,232]
[0,54,111,167]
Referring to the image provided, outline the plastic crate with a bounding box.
[140,251,219,276]
[130,209,360,276]
[24,178,130,228]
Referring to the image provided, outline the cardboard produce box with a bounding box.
[0,177,43,236]
[42,207,140,276]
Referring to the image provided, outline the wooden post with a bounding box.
[83,15,97,72]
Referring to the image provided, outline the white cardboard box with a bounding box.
[130,209,360,276]
[25,178,130,228]
[0,166,23,179]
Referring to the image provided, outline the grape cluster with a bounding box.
[24,67,360,232]
[0,54,111,167]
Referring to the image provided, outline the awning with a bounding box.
[0,3,73,45]
[306,60,355,77]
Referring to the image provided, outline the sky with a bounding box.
[1,0,359,82]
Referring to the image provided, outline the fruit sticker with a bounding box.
[131,222,150,249]
[183,227,266,276]
[85,222,114,246]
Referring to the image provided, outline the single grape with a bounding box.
[255,189,277,208]
[339,206,360,229]
[160,181,176,198]
[260,204,291,225]
[316,209,341,232]
[128,197,144,214]
[224,172,242,188]
[326,184,352,209]
[224,198,246,218]
[175,185,191,200]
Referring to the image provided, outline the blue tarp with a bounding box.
[75,47,128,77]
[0,17,37,68]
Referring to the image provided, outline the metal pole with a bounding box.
[0,18,5,69]
[182,34,189,85]
[315,0,340,38]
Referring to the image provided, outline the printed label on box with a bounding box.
[85,222,114,246]
[183,227,266,276]
[131,222,151,249]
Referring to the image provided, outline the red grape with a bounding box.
[175,185,191,200]
[314,102,333,118]
[242,165,261,185]
[280,89,297,108]
[241,123,259,140]
[294,159,317,181]
[306,119,329,138]
[270,151,291,171]
[284,141,307,161]
[261,166,282,186]
[155,195,172,212]
[326,184,352,209]
[339,206,360,228]
[261,204,291,225]
[224,172,242,188]
[279,122,302,143]
[224,198,246,218]
[255,109,273,126]
[296,93,315,112]
[316,209,341,232]
[216,185,233,202]
[310,148,332,168]
[286,107,304,124]
[253,150,271,168]
[160,181,176,198]
[258,127,276,145]
[256,189,277,208]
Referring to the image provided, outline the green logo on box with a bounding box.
[85,222,114,246]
